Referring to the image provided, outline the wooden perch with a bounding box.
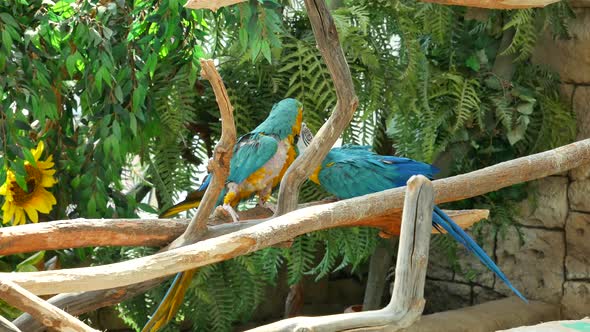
[2,138,590,296]
[184,0,246,10]
[249,175,433,331]
[169,58,236,248]
[273,0,358,216]
[420,0,559,9]
[0,279,98,332]
[0,208,486,256]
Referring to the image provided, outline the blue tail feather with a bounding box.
[432,206,528,303]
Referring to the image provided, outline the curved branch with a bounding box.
[170,59,236,247]
[0,279,98,332]
[249,175,433,331]
[0,208,486,256]
[273,0,358,216]
[2,138,590,295]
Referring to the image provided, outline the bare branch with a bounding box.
[0,208,485,256]
[273,0,358,216]
[420,0,559,9]
[249,175,432,331]
[184,0,246,10]
[0,279,98,332]
[2,138,590,295]
[169,59,236,248]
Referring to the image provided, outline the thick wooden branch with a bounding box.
[170,59,236,247]
[420,0,559,9]
[2,138,590,296]
[274,0,358,215]
[0,208,486,256]
[249,175,432,331]
[184,0,246,10]
[13,279,165,332]
[0,279,98,332]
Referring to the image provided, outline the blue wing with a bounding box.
[432,206,527,302]
[228,134,278,184]
[318,148,438,199]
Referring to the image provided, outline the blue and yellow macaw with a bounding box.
[300,125,527,302]
[144,98,304,332]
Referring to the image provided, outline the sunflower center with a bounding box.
[11,165,42,204]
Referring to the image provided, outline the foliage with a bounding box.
[0,0,578,330]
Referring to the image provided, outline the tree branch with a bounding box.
[184,0,246,10]
[168,59,236,248]
[2,138,590,296]
[420,0,559,9]
[0,279,98,332]
[273,0,358,216]
[0,208,486,256]
[249,175,432,331]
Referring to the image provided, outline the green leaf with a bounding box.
[145,53,157,79]
[138,203,158,214]
[261,40,271,64]
[112,120,121,139]
[16,251,45,271]
[129,113,138,136]
[465,55,480,72]
[0,13,19,28]
[2,30,13,51]
[114,85,124,103]
[517,102,534,115]
[239,28,248,49]
[22,147,37,167]
[66,51,82,77]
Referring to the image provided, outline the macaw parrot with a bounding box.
[299,123,527,302]
[143,98,304,332]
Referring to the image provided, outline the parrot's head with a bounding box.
[253,98,304,139]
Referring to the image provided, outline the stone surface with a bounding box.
[473,286,503,305]
[423,279,472,314]
[566,212,590,279]
[518,177,568,228]
[400,298,560,332]
[562,282,590,319]
[569,180,590,212]
[454,225,495,288]
[495,227,565,303]
[570,0,590,7]
[560,83,575,104]
[569,162,590,181]
[573,86,590,140]
[532,9,590,83]
[427,235,454,281]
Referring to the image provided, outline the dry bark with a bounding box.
[0,208,486,256]
[273,0,358,216]
[248,175,432,331]
[184,0,246,10]
[0,279,98,332]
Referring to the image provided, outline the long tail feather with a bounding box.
[142,270,197,332]
[432,206,527,303]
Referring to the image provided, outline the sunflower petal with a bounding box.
[2,201,15,224]
[32,141,44,161]
[13,208,25,226]
[23,206,39,223]
[41,174,57,187]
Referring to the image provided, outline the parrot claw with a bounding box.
[222,204,240,223]
[259,201,276,213]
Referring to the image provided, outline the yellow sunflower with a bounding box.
[0,141,57,225]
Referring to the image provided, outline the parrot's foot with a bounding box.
[258,201,276,213]
[222,204,240,223]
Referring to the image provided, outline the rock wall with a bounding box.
[424,2,590,319]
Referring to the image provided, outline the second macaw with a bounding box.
[299,124,527,302]
[144,98,304,332]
